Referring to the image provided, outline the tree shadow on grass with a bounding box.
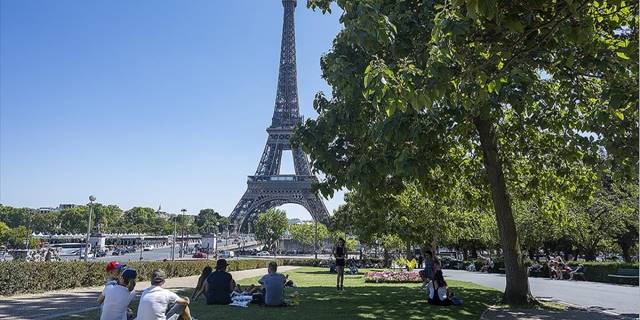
[54,281,500,320]
[181,283,500,320]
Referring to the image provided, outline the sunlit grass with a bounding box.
[60,267,501,320]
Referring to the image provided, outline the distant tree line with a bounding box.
[0,205,229,249]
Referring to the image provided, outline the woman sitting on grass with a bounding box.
[192,266,212,300]
[428,270,453,306]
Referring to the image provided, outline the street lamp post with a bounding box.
[25,210,33,253]
[214,222,219,259]
[314,220,318,260]
[84,195,96,262]
[139,236,144,261]
[180,209,186,258]
[171,215,177,261]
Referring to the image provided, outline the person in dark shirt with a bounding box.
[202,259,235,305]
[333,238,347,291]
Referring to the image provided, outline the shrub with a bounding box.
[0,259,280,296]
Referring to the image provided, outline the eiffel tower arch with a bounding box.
[229,0,329,233]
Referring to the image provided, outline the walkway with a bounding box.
[445,270,640,318]
[0,266,299,320]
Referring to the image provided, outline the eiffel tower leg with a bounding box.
[302,191,330,225]
[229,190,257,234]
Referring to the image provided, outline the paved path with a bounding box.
[445,270,640,318]
[0,266,299,320]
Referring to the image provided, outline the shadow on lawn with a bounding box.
[180,283,500,320]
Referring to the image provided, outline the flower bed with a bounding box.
[364,270,422,283]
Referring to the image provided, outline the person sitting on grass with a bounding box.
[428,270,454,306]
[284,275,295,288]
[136,269,192,320]
[105,261,125,286]
[98,261,126,312]
[569,264,585,280]
[259,261,287,307]
[201,259,235,305]
[98,268,137,320]
[191,266,212,300]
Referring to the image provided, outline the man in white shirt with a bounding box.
[99,268,137,320]
[136,269,192,320]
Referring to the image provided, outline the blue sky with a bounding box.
[0,0,344,219]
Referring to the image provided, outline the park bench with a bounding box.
[607,268,639,285]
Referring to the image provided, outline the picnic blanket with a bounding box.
[229,293,253,308]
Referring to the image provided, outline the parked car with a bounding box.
[256,251,270,257]
[80,252,94,259]
[192,252,206,259]
[143,245,153,251]
[219,250,235,258]
[441,256,465,270]
[95,250,107,258]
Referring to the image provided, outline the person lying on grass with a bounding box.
[136,269,193,320]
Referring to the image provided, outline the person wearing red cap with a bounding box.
[99,268,138,320]
[98,261,126,308]
[105,261,124,286]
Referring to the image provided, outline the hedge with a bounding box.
[565,261,639,285]
[0,259,282,296]
[462,259,638,285]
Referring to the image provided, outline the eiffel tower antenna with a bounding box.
[229,0,329,233]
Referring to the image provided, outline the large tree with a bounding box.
[289,222,329,253]
[299,0,637,304]
[195,209,229,234]
[254,208,289,253]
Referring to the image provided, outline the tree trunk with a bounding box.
[474,117,534,305]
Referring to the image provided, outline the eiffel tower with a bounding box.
[229,0,329,233]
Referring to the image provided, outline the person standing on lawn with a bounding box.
[333,238,347,291]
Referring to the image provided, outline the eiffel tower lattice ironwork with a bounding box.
[229,0,329,233]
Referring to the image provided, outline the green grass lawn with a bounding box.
[60,267,500,320]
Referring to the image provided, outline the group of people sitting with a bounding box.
[98,259,293,320]
[418,251,462,306]
[191,259,292,308]
[546,256,585,280]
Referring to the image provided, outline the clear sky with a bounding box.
[0,0,344,220]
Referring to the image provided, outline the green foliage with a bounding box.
[0,259,282,296]
[195,209,229,234]
[0,204,210,237]
[297,0,638,304]
[0,221,10,243]
[289,222,329,251]
[254,208,289,252]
